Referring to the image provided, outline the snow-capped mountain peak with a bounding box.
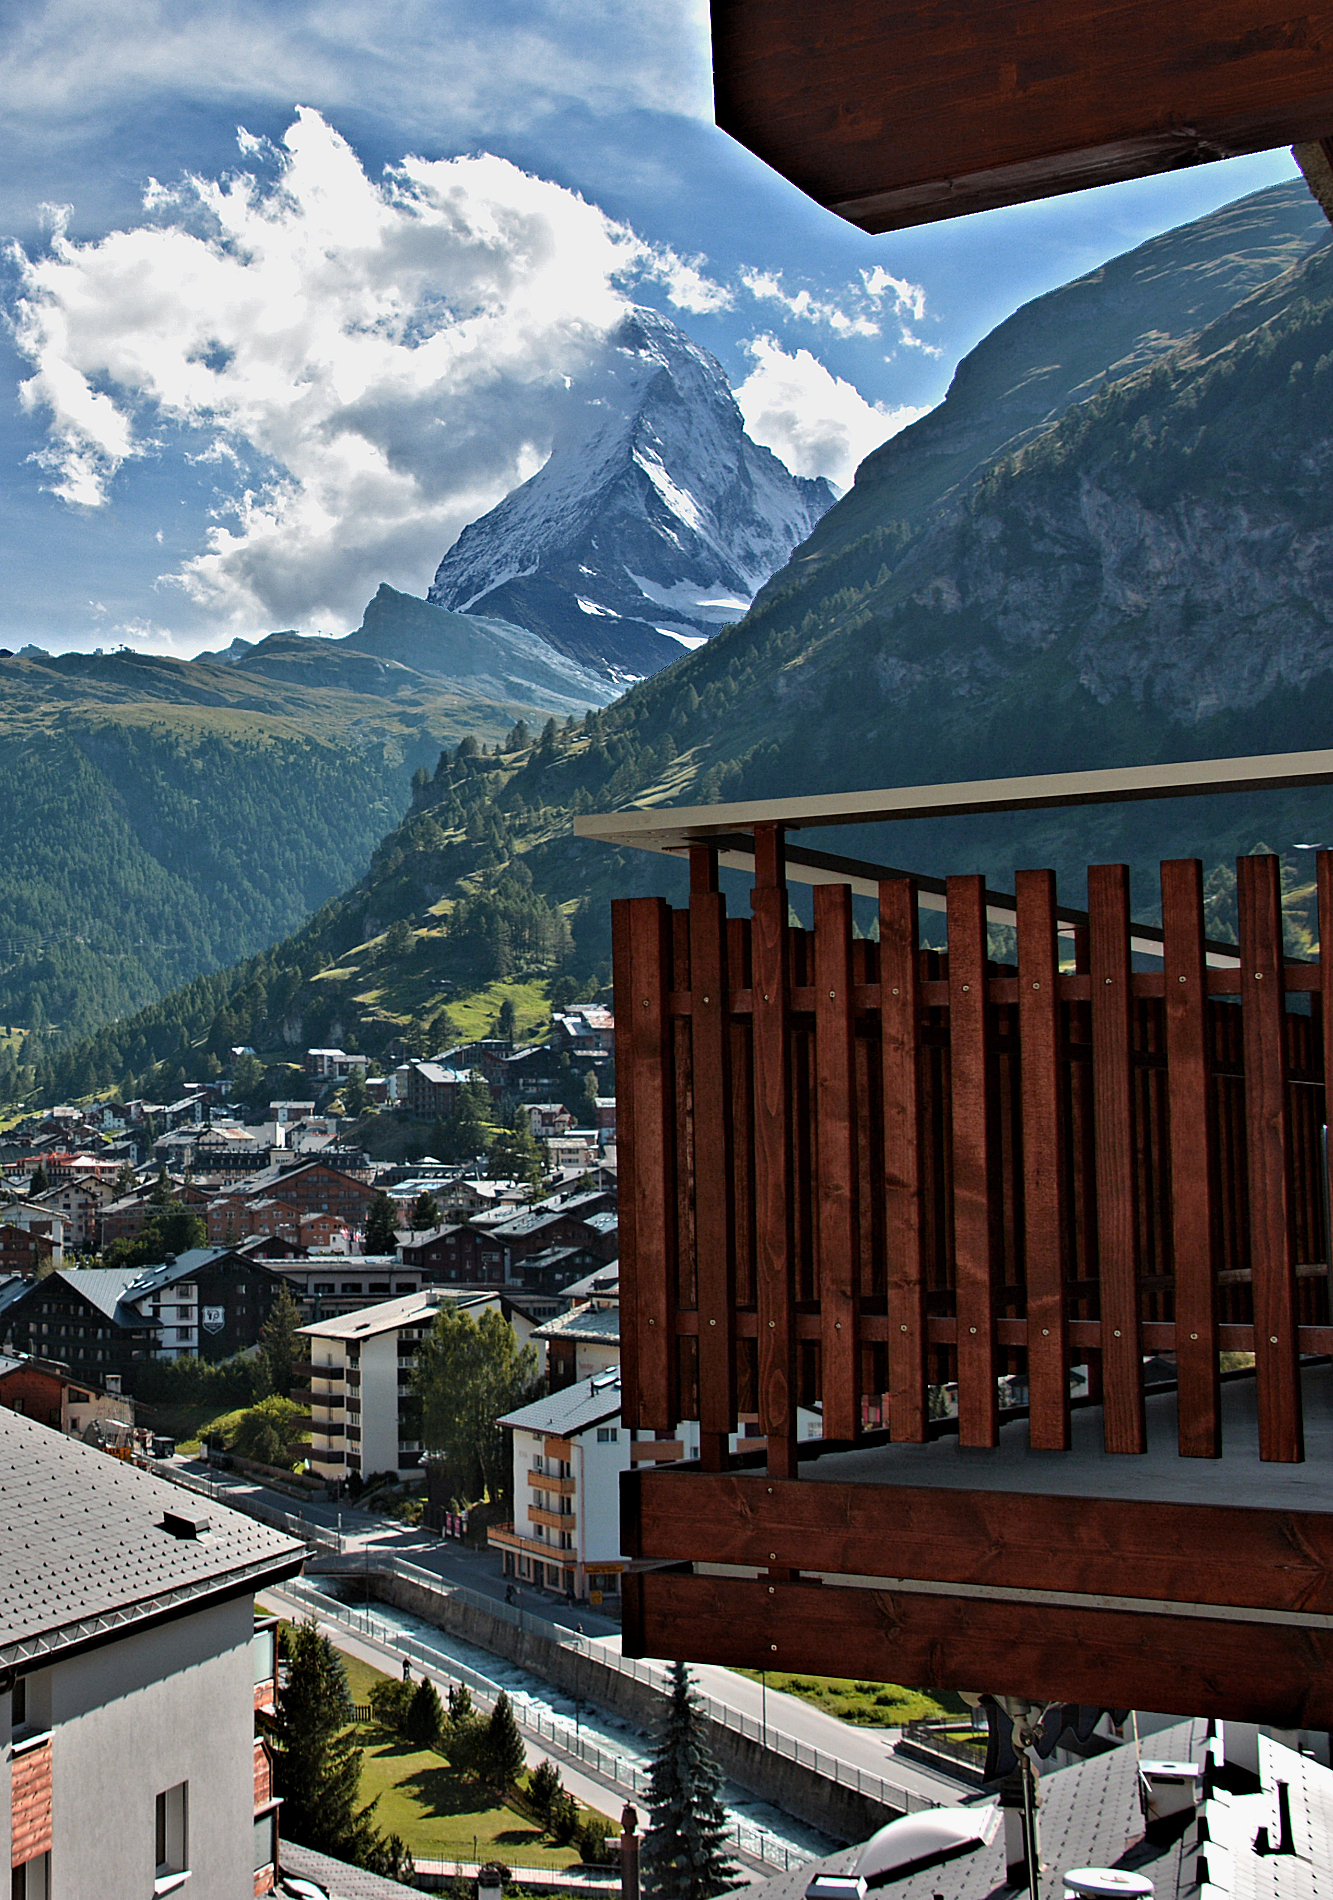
[428,307,837,680]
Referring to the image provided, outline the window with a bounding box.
[155,1781,188,1886]
[12,1855,49,1900]
[596,1427,618,1443]
[253,1812,278,1873]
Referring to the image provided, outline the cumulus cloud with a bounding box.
[9,109,717,631]
[733,336,926,488]
[739,267,881,338]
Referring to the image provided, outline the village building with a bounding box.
[1,1407,303,1898]
[0,1352,135,1438]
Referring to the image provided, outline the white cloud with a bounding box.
[9,110,699,632]
[641,247,734,315]
[0,0,715,141]
[733,336,926,488]
[739,267,881,338]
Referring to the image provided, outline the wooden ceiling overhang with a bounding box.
[710,0,1333,229]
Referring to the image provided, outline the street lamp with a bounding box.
[761,1669,767,1745]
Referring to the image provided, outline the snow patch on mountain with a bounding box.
[427,307,838,680]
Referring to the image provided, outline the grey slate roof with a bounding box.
[752,1720,1209,1900]
[560,1264,619,1302]
[278,1840,420,1899]
[51,1266,161,1328]
[500,1367,622,1436]
[531,1303,621,1345]
[0,1407,305,1667]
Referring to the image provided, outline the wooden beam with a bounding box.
[624,1468,1333,1615]
[626,1569,1333,1728]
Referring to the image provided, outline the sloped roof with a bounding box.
[500,1368,622,1435]
[0,1407,304,1668]
[531,1303,621,1345]
[49,1268,161,1328]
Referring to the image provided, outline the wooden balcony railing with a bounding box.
[614,847,1333,1472]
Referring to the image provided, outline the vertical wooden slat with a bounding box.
[1017,868,1069,1450]
[948,875,997,1448]
[1161,858,1220,1458]
[1089,862,1145,1454]
[611,897,640,1428]
[1238,853,1303,1463]
[814,881,860,1441]
[1319,852,1333,1317]
[627,896,677,1431]
[752,824,797,1478]
[690,846,735,1461]
[881,876,926,1442]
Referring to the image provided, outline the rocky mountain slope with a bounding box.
[33,180,1333,1103]
[427,307,836,681]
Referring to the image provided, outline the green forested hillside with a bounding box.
[0,646,558,1050]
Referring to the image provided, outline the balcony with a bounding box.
[528,1503,576,1531]
[312,1423,346,1441]
[311,1394,345,1412]
[489,1523,575,1563]
[527,1469,576,1496]
[589,760,1333,1731]
[297,1361,344,1382]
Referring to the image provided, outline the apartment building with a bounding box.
[300,1288,545,1483]
[1,1408,304,1898]
[490,1370,822,1603]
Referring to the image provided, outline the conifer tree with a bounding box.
[484,1690,527,1790]
[642,1663,739,1900]
[363,1190,400,1254]
[266,1620,386,1864]
[259,1283,304,1400]
[406,1676,444,1748]
[411,1189,441,1230]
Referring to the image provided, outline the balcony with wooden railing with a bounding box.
[581,752,1333,1731]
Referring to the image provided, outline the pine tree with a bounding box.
[259,1284,304,1400]
[266,1620,387,1864]
[363,1190,400,1254]
[642,1664,739,1900]
[406,1676,444,1748]
[411,1189,441,1231]
[483,1690,527,1790]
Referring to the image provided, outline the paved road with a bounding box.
[182,1455,968,1809]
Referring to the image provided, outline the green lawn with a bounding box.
[358,1743,594,1866]
[445,978,551,1046]
[732,1670,959,1726]
[260,1628,608,1865]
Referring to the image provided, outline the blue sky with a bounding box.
[0,0,1301,654]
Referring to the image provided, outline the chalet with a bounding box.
[404,1061,472,1121]
[581,752,1333,1733]
[0,1268,160,1388]
[0,1351,134,1437]
[113,1248,300,1363]
[1,1408,302,1898]
[227,1158,376,1228]
[550,1006,614,1062]
[532,1302,621,1391]
[270,1254,423,1323]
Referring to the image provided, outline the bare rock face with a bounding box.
[428,307,836,683]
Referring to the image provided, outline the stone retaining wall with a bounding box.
[360,1568,902,1843]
